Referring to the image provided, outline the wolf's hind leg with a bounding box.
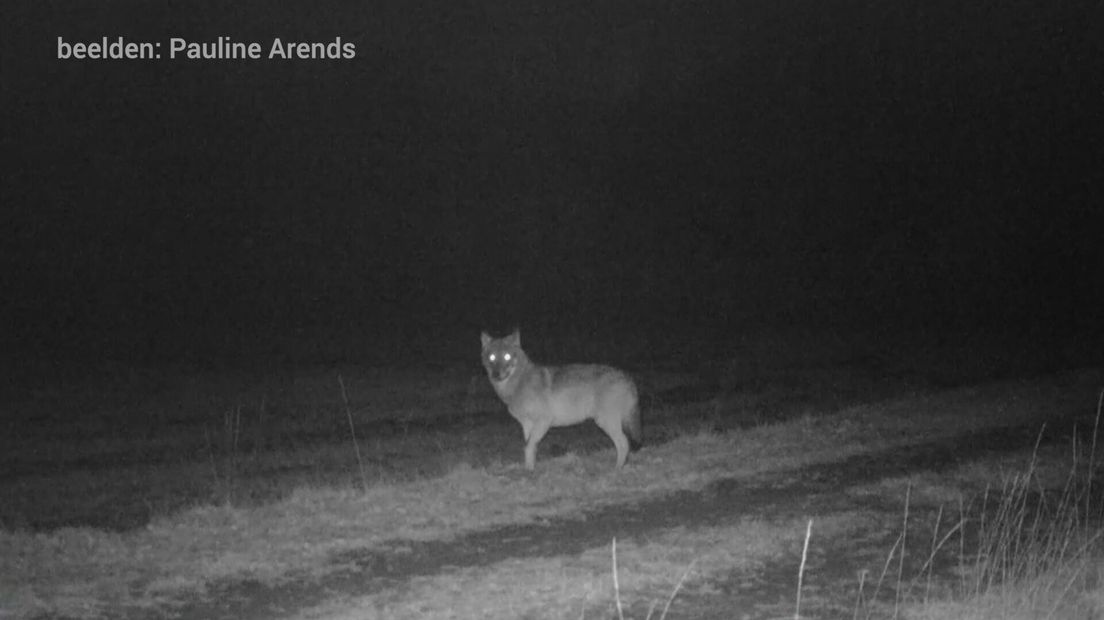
[596,417,631,469]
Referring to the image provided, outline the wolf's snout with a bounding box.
[489,364,512,382]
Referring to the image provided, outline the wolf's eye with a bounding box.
[504,353,512,361]
[488,353,496,362]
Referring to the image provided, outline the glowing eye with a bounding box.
[488,353,496,362]
[503,353,511,361]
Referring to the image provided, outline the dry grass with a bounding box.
[838,390,1104,620]
[291,515,866,620]
[1,364,1100,619]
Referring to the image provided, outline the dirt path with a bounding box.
[125,413,1080,620]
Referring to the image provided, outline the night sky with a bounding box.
[3,0,1102,367]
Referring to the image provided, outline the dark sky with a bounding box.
[3,0,1102,364]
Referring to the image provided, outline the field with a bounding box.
[2,328,1103,619]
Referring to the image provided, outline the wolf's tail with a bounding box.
[623,400,643,452]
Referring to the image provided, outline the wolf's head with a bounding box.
[480,330,525,383]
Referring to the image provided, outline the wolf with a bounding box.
[480,330,642,470]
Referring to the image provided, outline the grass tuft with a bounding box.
[855,388,1104,619]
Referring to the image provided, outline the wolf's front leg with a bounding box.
[524,419,551,470]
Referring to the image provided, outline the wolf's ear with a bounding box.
[505,329,520,346]
[480,332,492,348]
